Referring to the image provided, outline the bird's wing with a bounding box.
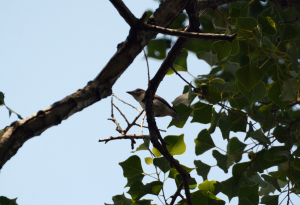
[154,95,178,113]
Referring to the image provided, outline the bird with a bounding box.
[127,88,180,122]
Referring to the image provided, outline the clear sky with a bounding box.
[0,1,296,205]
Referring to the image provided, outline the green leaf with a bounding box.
[260,195,278,205]
[143,181,163,195]
[236,17,257,31]
[213,41,232,62]
[221,177,239,201]
[227,137,247,163]
[230,7,241,18]
[207,109,222,134]
[168,104,193,128]
[247,129,271,146]
[191,102,213,124]
[144,157,152,165]
[261,174,281,192]
[235,64,263,91]
[237,81,266,104]
[119,155,144,178]
[152,147,162,157]
[218,116,232,140]
[147,39,169,60]
[230,39,239,56]
[172,92,190,107]
[127,181,146,201]
[112,193,132,205]
[282,24,298,41]
[189,190,208,205]
[153,157,171,173]
[135,140,150,152]
[168,49,188,75]
[226,61,240,75]
[259,182,276,196]
[288,43,299,72]
[196,51,218,67]
[228,110,247,132]
[198,180,217,193]
[213,150,228,173]
[280,78,300,101]
[169,13,187,29]
[268,80,289,112]
[0,196,18,205]
[229,95,249,110]
[195,129,216,155]
[194,160,211,180]
[164,134,186,156]
[132,200,151,205]
[232,162,249,183]
[258,15,276,35]
[125,173,144,188]
[238,184,259,205]
[0,92,5,106]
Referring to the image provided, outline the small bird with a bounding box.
[127,88,180,122]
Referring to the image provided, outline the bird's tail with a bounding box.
[172,111,180,122]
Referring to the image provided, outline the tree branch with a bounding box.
[139,23,236,41]
[109,0,138,26]
[0,0,191,170]
[99,135,150,143]
[170,182,184,205]
[144,18,199,205]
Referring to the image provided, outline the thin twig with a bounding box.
[139,23,236,42]
[113,93,141,112]
[141,112,146,135]
[143,48,150,86]
[123,110,144,134]
[170,182,184,205]
[99,134,151,143]
[108,118,123,134]
[113,103,130,125]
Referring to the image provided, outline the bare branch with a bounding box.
[113,103,130,125]
[113,93,141,112]
[139,23,236,42]
[123,110,144,134]
[141,112,146,135]
[99,135,151,143]
[109,0,138,26]
[0,0,190,169]
[143,49,150,86]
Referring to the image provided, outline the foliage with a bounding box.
[0,91,23,120]
[0,196,18,205]
[108,0,300,205]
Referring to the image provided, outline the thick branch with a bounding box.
[144,24,197,205]
[0,0,191,169]
[109,0,138,26]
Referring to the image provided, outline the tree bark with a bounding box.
[0,0,191,169]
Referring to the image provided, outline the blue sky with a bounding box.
[1,1,296,205]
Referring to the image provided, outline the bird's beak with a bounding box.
[127,91,133,95]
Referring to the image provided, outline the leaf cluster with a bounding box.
[109,0,300,204]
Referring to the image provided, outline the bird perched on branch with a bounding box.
[127,88,180,122]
